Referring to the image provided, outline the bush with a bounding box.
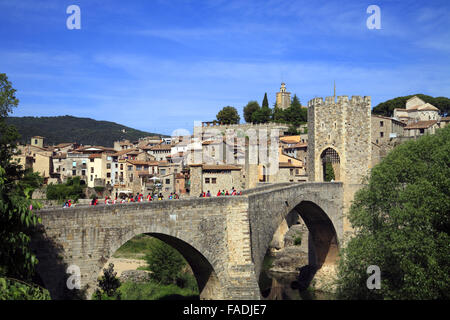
[144,239,185,285]
[93,263,121,300]
[46,176,86,201]
[0,277,50,300]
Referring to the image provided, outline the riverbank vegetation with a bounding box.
[337,125,450,299]
[0,73,48,299]
[98,235,199,300]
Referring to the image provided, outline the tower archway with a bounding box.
[320,147,340,181]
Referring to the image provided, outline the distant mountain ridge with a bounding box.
[7,115,167,147]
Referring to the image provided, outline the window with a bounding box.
[212,178,217,184]
[120,164,123,170]
[107,173,111,178]
[34,139,38,145]
[380,132,384,138]
[166,179,170,184]
[136,165,142,171]
[290,169,294,176]
[72,170,76,175]
[115,163,118,168]
[107,163,111,169]
[205,178,210,184]
[81,170,86,176]
[160,169,166,175]
[90,175,93,181]
[420,128,425,134]
[72,161,77,168]
[128,166,132,171]
[91,167,94,173]
[90,159,94,162]
[380,121,384,127]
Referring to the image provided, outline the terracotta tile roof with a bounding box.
[285,142,307,149]
[279,162,303,168]
[405,120,438,129]
[417,103,440,111]
[149,145,172,151]
[53,153,67,159]
[127,160,158,166]
[88,154,102,159]
[54,142,74,148]
[112,148,138,156]
[202,164,242,171]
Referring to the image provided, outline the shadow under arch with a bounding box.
[289,200,339,267]
[261,199,339,297]
[101,228,225,300]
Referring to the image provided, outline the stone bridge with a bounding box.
[31,182,347,300]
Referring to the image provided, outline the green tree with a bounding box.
[243,101,260,123]
[262,92,269,109]
[284,94,307,126]
[324,162,335,181]
[336,126,450,299]
[0,73,43,283]
[93,263,121,300]
[145,239,186,285]
[251,105,272,124]
[272,104,286,122]
[216,106,240,125]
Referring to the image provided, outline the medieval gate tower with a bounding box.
[307,95,372,234]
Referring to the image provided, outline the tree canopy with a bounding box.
[243,101,260,123]
[336,125,450,299]
[372,94,450,117]
[6,115,165,147]
[216,106,240,125]
[0,73,43,284]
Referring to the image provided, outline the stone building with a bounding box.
[307,95,372,185]
[393,96,441,123]
[31,136,44,148]
[189,164,244,196]
[276,83,291,110]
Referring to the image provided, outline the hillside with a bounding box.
[6,115,167,147]
[372,94,450,117]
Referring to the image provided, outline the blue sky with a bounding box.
[0,0,449,135]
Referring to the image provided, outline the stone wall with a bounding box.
[246,182,344,278]
[307,96,372,185]
[32,196,260,300]
[32,182,344,300]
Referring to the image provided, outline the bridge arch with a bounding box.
[284,200,339,267]
[102,225,226,300]
[248,183,343,291]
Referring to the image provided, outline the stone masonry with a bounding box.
[32,182,343,300]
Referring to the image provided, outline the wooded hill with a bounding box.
[7,115,166,147]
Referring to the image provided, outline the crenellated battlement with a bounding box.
[308,95,371,107]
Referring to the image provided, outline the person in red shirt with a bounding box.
[217,190,221,196]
